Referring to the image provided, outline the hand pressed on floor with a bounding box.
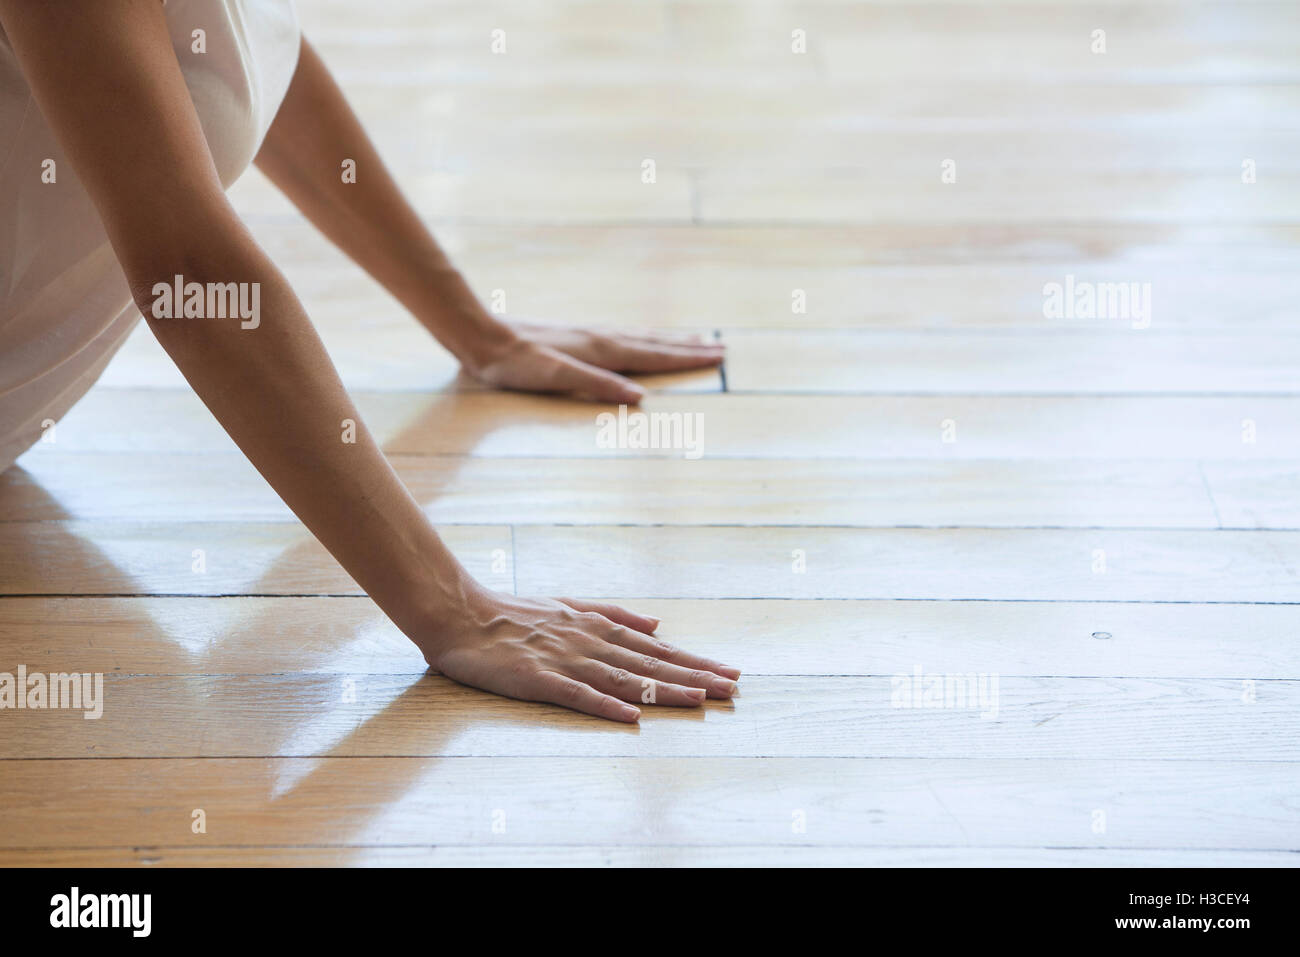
[420,592,741,723]
[467,322,725,404]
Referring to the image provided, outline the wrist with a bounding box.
[400,569,499,666]
[411,267,520,371]
[450,310,521,375]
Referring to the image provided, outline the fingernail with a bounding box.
[686,687,706,703]
[710,678,738,697]
[621,705,640,721]
[646,616,661,631]
[717,666,742,680]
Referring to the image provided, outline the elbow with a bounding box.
[132,271,264,332]
[123,227,267,332]
[119,202,260,322]
[128,277,166,319]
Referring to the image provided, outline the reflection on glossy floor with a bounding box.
[3,0,1300,866]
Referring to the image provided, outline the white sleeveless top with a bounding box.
[0,0,300,471]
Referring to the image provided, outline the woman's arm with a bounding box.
[0,0,738,720]
[254,37,725,402]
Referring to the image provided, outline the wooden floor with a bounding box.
[3,0,1299,866]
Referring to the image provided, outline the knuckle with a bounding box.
[688,670,709,685]
[529,631,567,655]
[638,655,663,676]
[608,668,633,686]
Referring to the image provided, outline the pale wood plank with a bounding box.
[321,78,1300,133]
[725,331,1300,395]
[3,845,1292,868]
[3,596,1296,678]
[513,525,1300,602]
[1200,461,1300,530]
[356,125,1300,176]
[6,520,1288,602]
[296,3,1300,84]
[1,674,1291,761]
[251,250,1300,334]
[0,757,1293,849]
[240,222,1300,332]
[35,390,1300,458]
[805,4,1300,83]
[697,169,1300,225]
[0,522,512,596]
[234,165,1300,227]
[276,92,1300,169]
[1,452,1220,527]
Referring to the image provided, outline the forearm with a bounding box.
[134,234,478,646]
[254,37,512,364]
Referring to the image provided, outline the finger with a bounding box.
[545,332,722,374]
[590,340,725,375]
[548,351,647,404]
[617,330,713,346]
[532,670,640,723]
[557,597,660,635]
[572,659,707,708]
[562,605,742,681]
[598,623,742,681]
[590,639,740,699]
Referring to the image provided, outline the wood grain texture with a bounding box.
[35,389,1300,458]
[2,846,1294,868]
[5,0,1298,867]
[305,78,1300,136]
[513,525,1300,602]
[725,331,1300,395]
[6,522,1298,602]
[698,170,1300,226]
[232,223,1300,333]
[0,521,512,596]
[2,452,1225,527]
[0,758,1294,850]
[3,596,1296,679]
[1,674,1292,761]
